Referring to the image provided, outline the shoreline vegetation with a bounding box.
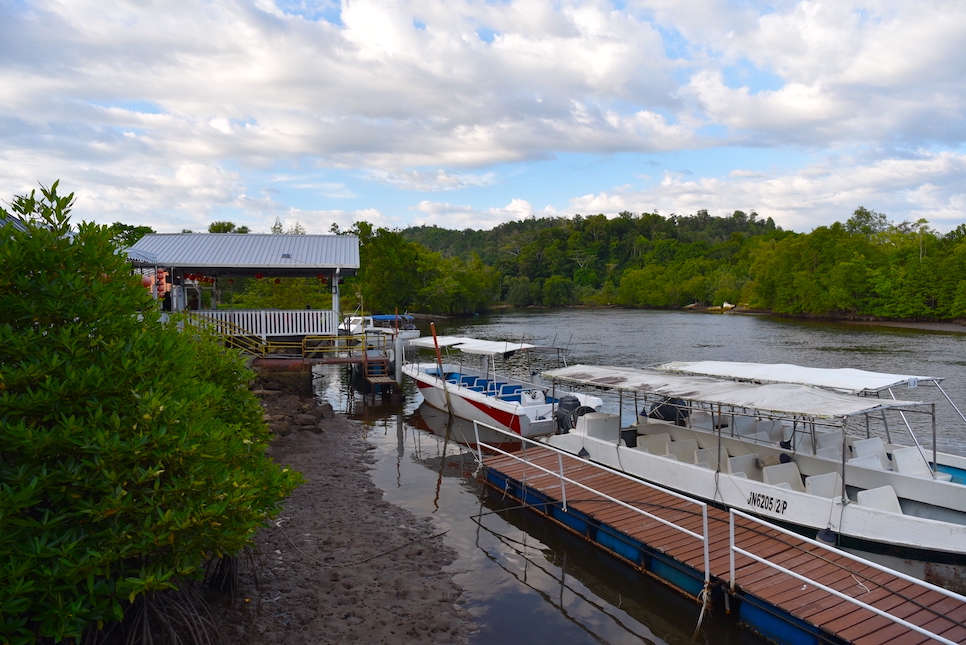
[108,203,966,325]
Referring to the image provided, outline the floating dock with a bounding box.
[481,445,966,645]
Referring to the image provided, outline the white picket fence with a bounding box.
[190,309,339,338]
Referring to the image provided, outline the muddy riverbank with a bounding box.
[207,383,474,645]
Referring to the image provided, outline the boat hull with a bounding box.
[546,424,966,593]
[403,363,601,438]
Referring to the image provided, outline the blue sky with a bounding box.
[1,0,964,234]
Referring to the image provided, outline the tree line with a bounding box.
[107,205,966,321]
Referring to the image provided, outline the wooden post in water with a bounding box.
[431,322,452,415]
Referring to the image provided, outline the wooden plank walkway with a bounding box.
[483,446,966,645]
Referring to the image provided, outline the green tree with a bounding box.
[208,221,250,234]
[346,222,422,312]
[107,222,155,247]
[231,277,331,309]
[542,275,575,306]
[845,206,889,238]
[0,183,300,643]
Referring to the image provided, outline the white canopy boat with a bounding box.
[540,363,966,592]
[403,336,603,438]
[341,313,421,344]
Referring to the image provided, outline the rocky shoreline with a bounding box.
[207,375,474,644]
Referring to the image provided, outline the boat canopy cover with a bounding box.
[653,361,941,394]
[410,336,562,356]
[368,314,414,321]
[543,364,929,420]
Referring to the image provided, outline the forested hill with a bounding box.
[397,208,966,321]
[402,210,777,268]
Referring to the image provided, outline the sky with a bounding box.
[1,0,965,235]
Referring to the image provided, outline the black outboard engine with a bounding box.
[556,395,581,432]
[645,397,690,426]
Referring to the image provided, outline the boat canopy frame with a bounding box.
[543,364,942,483]
[651,360,943,396]
[650,360,965,477]
[410,335,569,358]
[543,364,931,421]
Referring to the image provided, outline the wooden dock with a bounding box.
[482,446,966,645]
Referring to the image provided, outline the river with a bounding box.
[313,309,966,645]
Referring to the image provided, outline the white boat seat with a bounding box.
[695,461,712,470]
[773,482,792,490]
[891,447,953,481]
[659,453,679,461]
[762,462,806,492]
[805,471,845,499]
[816,430,844,450]
[688,410,727,430]
[815,445,842,460]
[639,433,671,455]
[728,454,762,481]
[848,454,886,470]
[733,416,759,437]
[695,448,723,469]
[853,437,891,470]
[856,485,903,514]
[667,439,699,462]
[757,419,785,442]
[791,433,814,453]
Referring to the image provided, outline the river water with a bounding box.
[313,309,966,645]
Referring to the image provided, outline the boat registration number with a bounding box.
[747,491,788,515]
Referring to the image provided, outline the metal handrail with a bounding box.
[729,508,966,645]
[473,420,711,585]
[184,313,268,357]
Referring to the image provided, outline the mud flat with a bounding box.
[208,384,474,645]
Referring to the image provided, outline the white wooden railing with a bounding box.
[189,309,339,338]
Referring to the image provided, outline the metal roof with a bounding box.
[652,361,942,395]
[0,214,28,233]
[125,233,359,276]
[543,364,929,420]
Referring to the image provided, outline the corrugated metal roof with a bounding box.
[125,233,359,275]
[0,214,28,232]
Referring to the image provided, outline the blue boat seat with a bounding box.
[460,375,479,386]
[502,395,522,402]
[500,384,523,395]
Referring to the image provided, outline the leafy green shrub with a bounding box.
[0,183,301,643]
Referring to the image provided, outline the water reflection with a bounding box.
[312,310,966,645]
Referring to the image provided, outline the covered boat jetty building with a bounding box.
[126,232,359,341]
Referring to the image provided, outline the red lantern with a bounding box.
[255,273,263,280]
[141,275,152,288]
[274,278,281,284]
[228,278,234,285]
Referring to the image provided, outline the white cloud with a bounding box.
[412,197,555,229]
[559,150,966,231]
[0,0,963,233]
[365,168,496,191]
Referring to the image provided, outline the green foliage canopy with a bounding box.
[0,183,300,643]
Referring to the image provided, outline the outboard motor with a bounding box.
[646,397,691,426]
[556,395,581,432]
